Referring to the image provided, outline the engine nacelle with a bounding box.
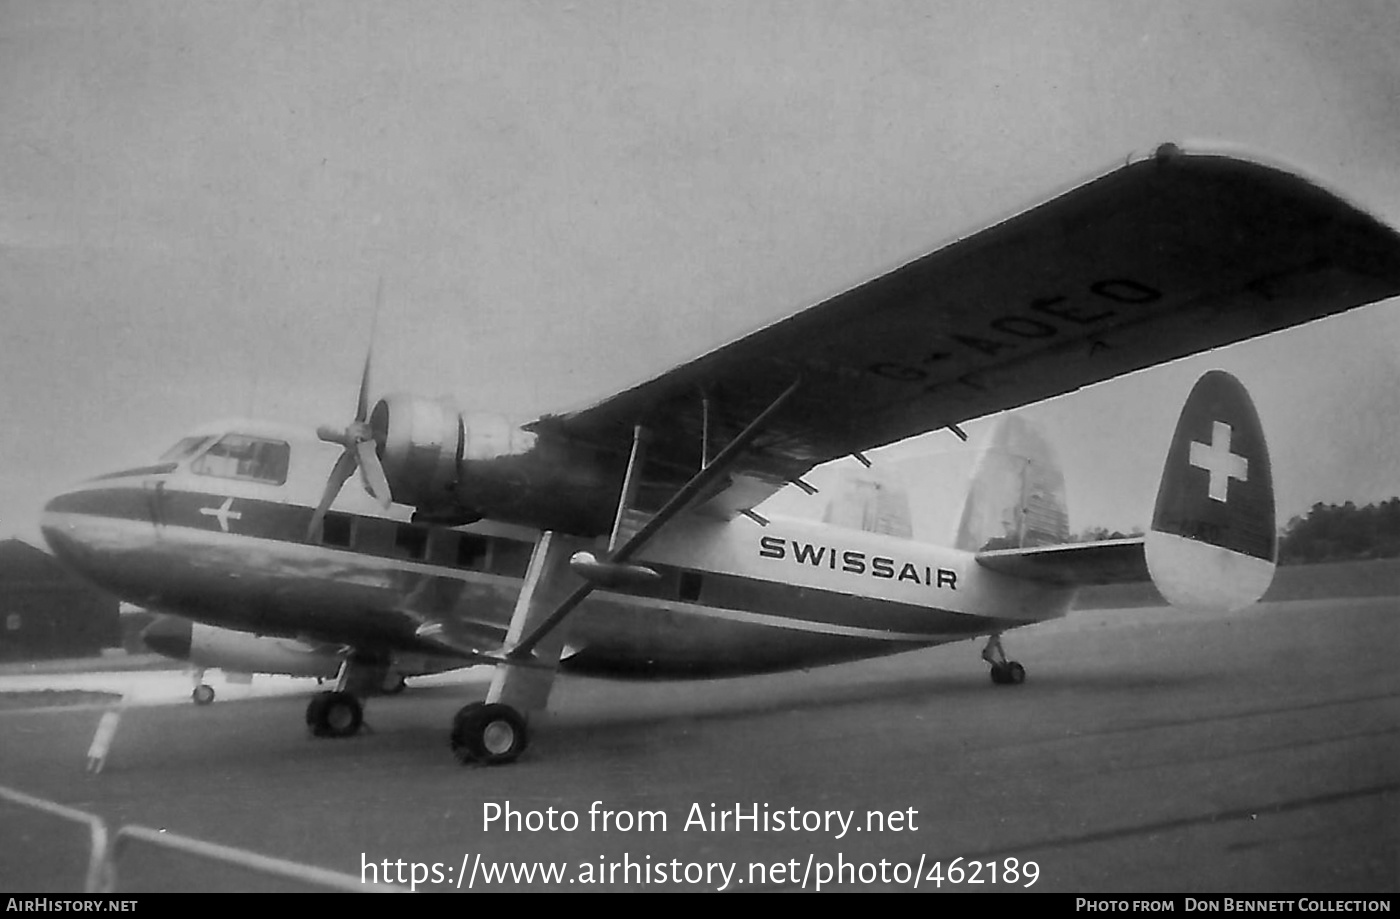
[371,394,465,507]
[460,411,538,461]
[372,394,543,515]
[143,616,341,678]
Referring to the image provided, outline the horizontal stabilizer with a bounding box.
[976,538,1147,586]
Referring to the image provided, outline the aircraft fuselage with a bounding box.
[41,460,1072,678]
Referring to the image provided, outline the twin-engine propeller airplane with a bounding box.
[41,144,1400,765]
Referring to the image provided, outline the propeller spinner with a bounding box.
[307,350,393,540]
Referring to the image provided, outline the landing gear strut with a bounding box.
[446,532,584,767]
[305,658,381,738]
[981,633,1026,686]
[450,702,528,765]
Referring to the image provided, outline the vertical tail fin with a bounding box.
[821,468,914,538]
[1146,370,1276,611]
[955,415,1070,552]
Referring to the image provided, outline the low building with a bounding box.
[0,539,119,661]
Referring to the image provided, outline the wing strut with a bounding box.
[701,392,714,469]
[608,425,649,553]
[508,378,802,660]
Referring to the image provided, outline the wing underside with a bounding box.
[535,145,1400,516]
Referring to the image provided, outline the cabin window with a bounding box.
[395,524,429,560]
[351,519,395,555]
[456,535,490,570]
[678,571,704,602]
[491,540,533,578]
[427,530,458,566]
[321,512,353,548]
[190,434,290,485]
[159,435,215,462]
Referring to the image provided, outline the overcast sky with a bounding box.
[4,0,1398,546]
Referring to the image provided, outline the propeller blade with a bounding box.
[311,279,390,538]
[355,347,372,423]
[356,439,393,508]
[306,449,358,540]
[355,277,383,422]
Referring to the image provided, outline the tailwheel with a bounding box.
[192,684,216,705]
[450,702,528,766]
[306,690,364,738]
[981,633,1026,686]
[989,661,1027,685]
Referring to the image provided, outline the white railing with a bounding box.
[0,783,405,893]
[0,784,112,892]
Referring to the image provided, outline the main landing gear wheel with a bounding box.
[306,691,363,738]
[989,661,1027,685]
[450,702,528,766]
[381,673,407,695]
[192,684,216,705]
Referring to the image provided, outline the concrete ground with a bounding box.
[1,596,1395,892]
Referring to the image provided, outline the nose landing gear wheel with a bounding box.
[192,684,216,705]
[306,691,364,737]
[451,702,528,765]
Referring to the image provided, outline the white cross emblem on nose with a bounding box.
[1189,421,1248,502]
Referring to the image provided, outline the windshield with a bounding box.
[190,433,291,485]
[158,435,215,462]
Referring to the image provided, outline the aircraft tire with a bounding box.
[381,673,407,695]
[989,662,1027,685]
[449,702,486,764]
[192,684,216,705]
[451,702,527,766]
[306,691,363,738]
[305,692,327,727]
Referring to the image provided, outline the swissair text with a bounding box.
[758,537,957,589]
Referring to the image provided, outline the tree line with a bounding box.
[1066,497,1400,565]
[1277,498,1400,565]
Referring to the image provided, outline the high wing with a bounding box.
[532,144,1400,514]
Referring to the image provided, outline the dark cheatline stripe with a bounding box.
[49,487,314,541]
[48,487,159,520]
[668,568,993,636]
[51,486,983,638]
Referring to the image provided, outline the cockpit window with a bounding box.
[190,434,290,485]
[158,435,215,462]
